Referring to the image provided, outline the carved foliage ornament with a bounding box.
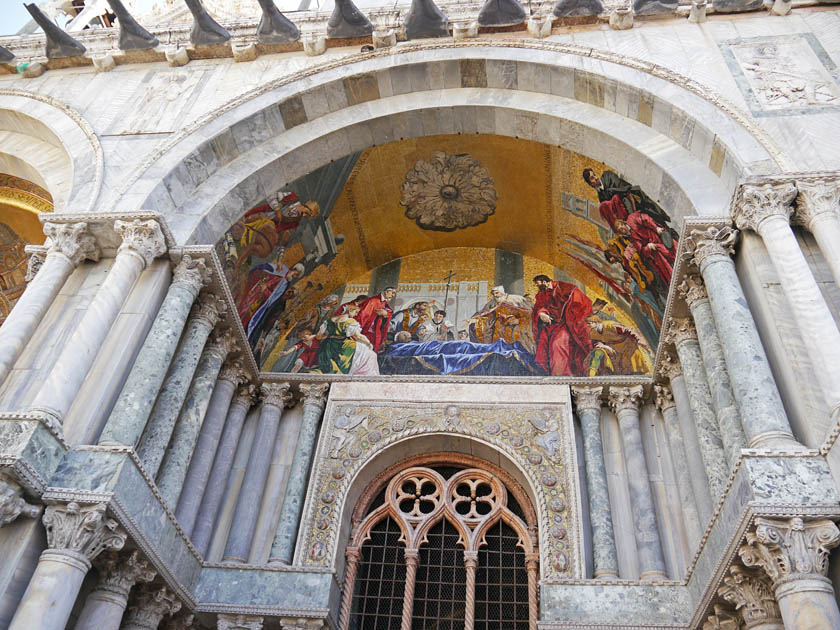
[653,384,675,412]
[0,474,40,527]
[42,502,127,561]
[739,517,840,584]
[43,221,100,265]
[684,226,738,271]
[192,292,227,329]
[571,385,603,413]
[124,585,182,629]
[261,381,294,409]
[299,382,330,409]
[233,383,257,408]
[718,564,781,626]
[171,254,212,295]
[114,218,167,268]
[217,614,264,630]
[659,350,682,380]
[677,273,708,309]
[607,384,644,415]
[219,359,248,387]
[94,549,156,598]
[664,317,697,349]
[702,603,742,630]
[24,250,45,282]
[733,182,797,234]
[206,329,237,361]
[794,179,840,228]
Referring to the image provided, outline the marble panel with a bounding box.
[194,567,331,610]
[0,419,65,492]
[540,583,689,625]
[279,95,308,129]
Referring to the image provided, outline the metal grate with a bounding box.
[350,516,407,630]
[474,520,530,630]
[412,518,467,630]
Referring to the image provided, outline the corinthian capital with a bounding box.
[677,273,707,309]
[0,474,40,527]
[172,254,212,296]
[607,385,644,415]
[206,329,237,362]
[93,550,156,599]
[733,182,797,233]
[738,517,840,585]
[114,219,167,268]
[279,619,324,630]
[42,502,127,562]
[663,318,697,348]
[571,385,603,413]
[702,604,742,630]
[123,584,182,629]
[261,382,293,409]
[233,383,257,408]
[192,293,227,329]
[718,564,781,628]
[794,179,840,229]
[659,351,682,381]
[219,359,248,387]
[217,614,264,630]
[164,613,196,630]
[653,384,675,412]
[683,226,738,271]
[43,221,100,265]
[300,383,330,410]
[24,249,46,282]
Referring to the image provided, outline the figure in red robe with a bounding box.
[619,213,677,287]
[531,276,594,376]
[354,287,397,353]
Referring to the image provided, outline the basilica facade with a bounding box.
[0,0,839,628]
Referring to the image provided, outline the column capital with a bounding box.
[92,549,156,599]
[42,502,127,564]
[300,383,330,409]
[192,293,227,329]
[123,584,182,629]
[217,613,264,630]
[171,254,212,296]
[739,517,840,585]
[24,249,45,282]
[279,618,323,630]
[653,384,676,412]
[677,273,708,309]
[163,613,196,630]
[219,359,249,388]
[0,474,40,527]
[261,382,293,409]
[206,329,237,362]
[664,318,698,349]
[571,385,603,413]
[114,218,167,268]
[684,226,738,271]
[607,385,644,415]
[733,182,797,233]
[718,564,782,629]
[794,178,840,229]
[43,221,100,265]
[702,604,742,630]
[232,383,257,408]
[659,351,682,381]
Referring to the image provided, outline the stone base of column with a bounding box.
[747,430,803,450]
[594,570,619,580]
[638,569,667,582]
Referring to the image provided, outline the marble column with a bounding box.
[661,352,714,524]
[9,502,127,630]
[679,274,747,468]
[654,384,703,552]
[223,382,293,562]
[176,360,249,537]
[666,318,729,500]
[740,517,840,629]
[717,564,784,630]
[608,385,667,581]
[686,225,797,449]
[192,383,256,557]
[135,293,226,477]
[0,473,40,528]
[98,255,211,448]
[796,179,840,293]
[120,584,181,630]
[75,550,156,630]
[0,222,98,385]
[269,383,330,565]
[28,219,166,427]
[570,385,619,579]
[157,330,237,508]
[217,613,264,629]
[734,181,840,423]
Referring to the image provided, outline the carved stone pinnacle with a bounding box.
[0,474,40,527]
[571,385,603,413]
[172,254,212,296]
[42,502,127,563]
[43,221,100,266]
[794,179,840,229]
[299,383,330,409]
[678,273,708,309]
[733,182,797,234]
[261,382,293,409]
[93,550,156,599]
[607,385,644,415]
[684,226,738,272]
[114,218,167,268]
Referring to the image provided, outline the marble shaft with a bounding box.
[156,334,232,508]
[269,383,329,564]
[98,255,209,447]
[797,181,840,292]
[74,551,155,630]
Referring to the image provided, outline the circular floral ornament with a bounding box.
[400,151,497,231]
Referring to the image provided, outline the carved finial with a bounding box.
[663,318,697,348]
[683,226,737,272]
[92,550,156,599]
[43,222,100,266]
[653,384,675,412]
[733,182,797,234]
[114,219,167,268]
[42,502,127,563]
[261,382,294,409]
[794,179,840,229]
[659,350,682,380]
[677,273,707,309]
[123,585,182,629]
[299,383,330,409]
[218,614,265,630]
[571,385,603,413]
[607,385,644,415]
[0,474,40,527]
[172,255,212,296]
[739,517,840,584]
[718,564,781,628]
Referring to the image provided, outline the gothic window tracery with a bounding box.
[340,465,538,630]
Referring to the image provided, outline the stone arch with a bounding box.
[115,42,782,245]
[0,89,103,213]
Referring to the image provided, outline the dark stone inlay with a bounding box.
[279,96,308,129]
[344,73,381,105]
[460,59,487,88]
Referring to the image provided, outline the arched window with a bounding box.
[338,465,539,630]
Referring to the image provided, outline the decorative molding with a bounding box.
[571,385,603,413]
[172,254,213,296]
[92,549,156,599]
[261,382,294,409]
[299,383,330,410]
[732,182,797,234]
[677,273,708,310]
[718,564,781,628]
[42,502,127,562]
[114,218,168,268]
[42,221,100,265]
[794,178,840,229]
[0,473,40,527]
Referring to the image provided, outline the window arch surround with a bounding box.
[338,456,539,630]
